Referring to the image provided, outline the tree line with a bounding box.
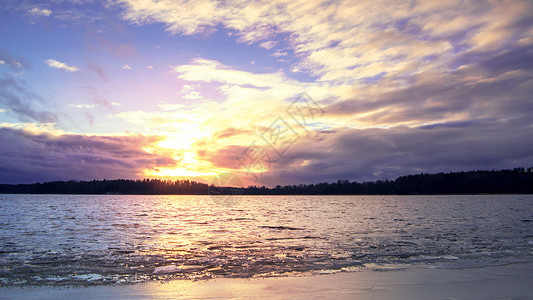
[0,167,532,195]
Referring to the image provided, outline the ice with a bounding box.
[441,255,459,260]
[0,194,532,286]
[153,265,183,274]
[71,274,105,281]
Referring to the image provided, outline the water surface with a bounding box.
[0,195,532,286]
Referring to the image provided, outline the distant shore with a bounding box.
[1,263,532,300]
[1,168,532,195]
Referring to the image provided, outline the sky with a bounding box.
[1,0,532,186]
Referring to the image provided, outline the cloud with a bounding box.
[116,0,533,84]
[87,30,137,58]
[230,117,533,186]
[169,58,357,136]
[146,65,153,70]
[175,58,303,91]
[179,84,195,93]
[182,91,202,100]
[118,0,225,35]
[322,44,533,128]
[0,49,29,71]
[28,7,52,17]
[171,59,305,134]
[0,122,65,135]
[69,104,96,109]
[0,127,176,184]
[45,59,79,72]
[0,76,57,123]
[259,40,276,50]
[214,127,252,139]
[88,62,107,80]
[4,0,529,185]
[77,83,118,110]
[171,43,533,186]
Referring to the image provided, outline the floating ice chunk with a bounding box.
[71,274,104,281]
[319,269,339,274]
[153,265,183,274]
[45,276,68,281]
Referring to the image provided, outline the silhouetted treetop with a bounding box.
[0,167,532,195]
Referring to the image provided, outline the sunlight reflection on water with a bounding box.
[0,194,532,286]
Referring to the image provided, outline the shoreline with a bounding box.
[2,263,532,299]
[1,193,532,196]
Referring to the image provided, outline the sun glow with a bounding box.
[143,132,218,179]
[145,167,215,178]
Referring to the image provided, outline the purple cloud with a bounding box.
[0,128,176,184]
[254,117,533,186]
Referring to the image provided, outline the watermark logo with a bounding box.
[208,172,244,207]
[209,92,324,207]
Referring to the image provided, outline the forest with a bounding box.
[0,167,532,195]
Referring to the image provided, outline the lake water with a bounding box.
[0,194,532,286]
